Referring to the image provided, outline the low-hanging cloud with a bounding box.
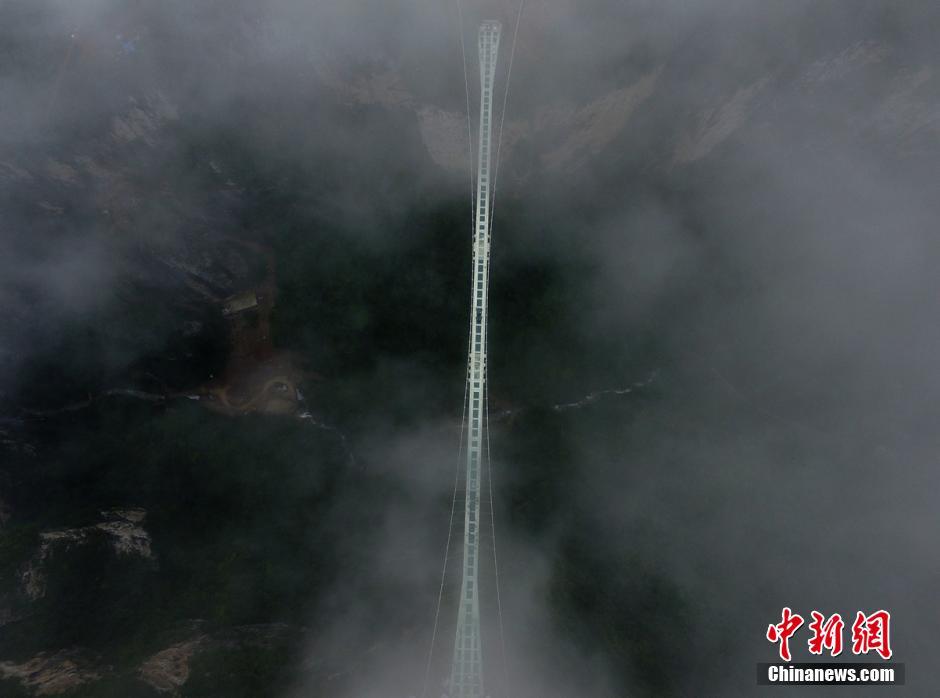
[3,1,940,696]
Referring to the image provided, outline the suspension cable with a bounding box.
[421,375,469,698]
[420,3,479,695]
[457,0,476,217]
[484,372,510,697]
[488,0,525,223]
[485,5,524,696]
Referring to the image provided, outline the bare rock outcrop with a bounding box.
[21,509,153,600]
[0,649,107,696]
[138,635,209,694]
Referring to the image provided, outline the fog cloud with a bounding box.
[3,1,940,696]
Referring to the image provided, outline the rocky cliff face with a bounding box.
[0,648,107,696]
[19,509,152,601]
